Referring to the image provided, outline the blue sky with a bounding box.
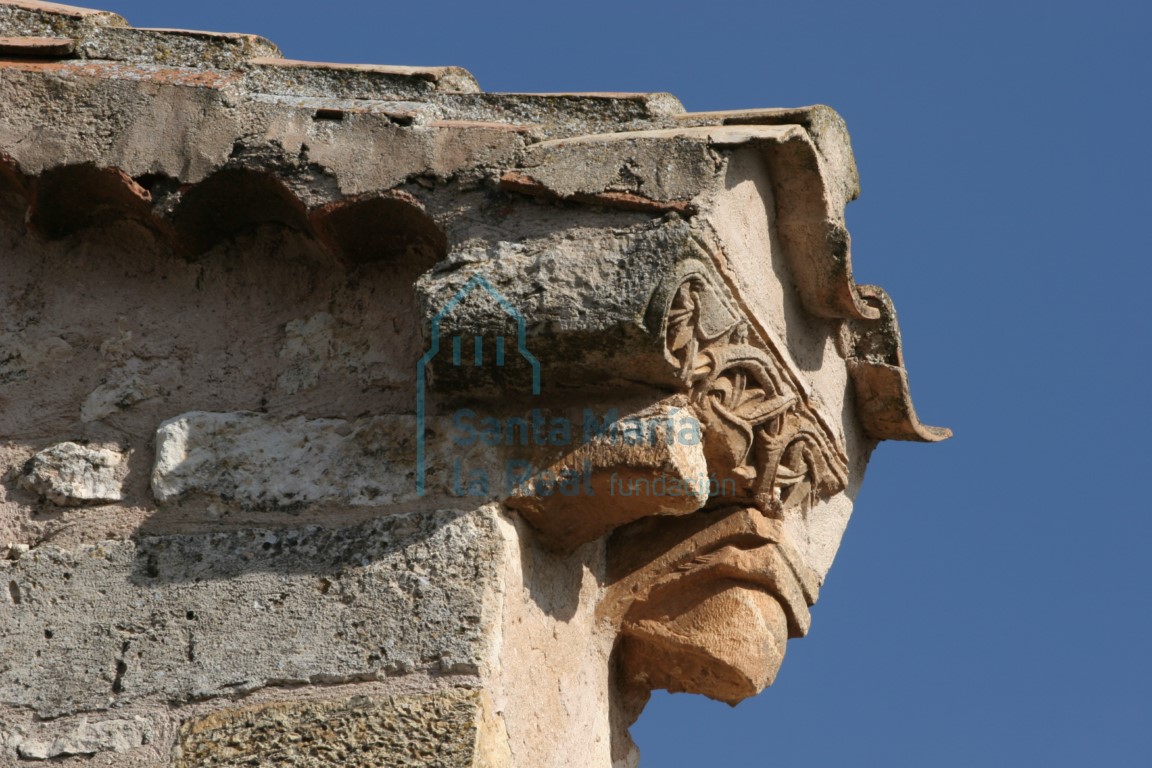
[89,1,1152,765]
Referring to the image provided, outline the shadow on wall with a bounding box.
[0,156,451,558]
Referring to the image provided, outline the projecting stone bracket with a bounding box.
[604,507,821,704]
[412,219,858,703]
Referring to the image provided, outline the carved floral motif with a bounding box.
[660,262,848,518]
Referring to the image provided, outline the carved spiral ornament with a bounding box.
[660,264,849,518]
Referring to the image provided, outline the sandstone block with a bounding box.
[175,691,497,768]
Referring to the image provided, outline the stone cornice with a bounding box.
[0,1,946,441]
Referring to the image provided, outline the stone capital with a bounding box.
[0,3,948,766]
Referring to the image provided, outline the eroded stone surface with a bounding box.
[19,441,125,505]
[0,507,504,718]
[151,411,412,508]
[174,691,494,768]
[9,716,153,760]
[0,331,72,384]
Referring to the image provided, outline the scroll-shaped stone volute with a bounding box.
[691,345,797,500]
[652,259,748,380]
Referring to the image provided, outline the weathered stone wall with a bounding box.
[0,202,513,763]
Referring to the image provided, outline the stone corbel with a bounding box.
[421,243,849,555]
[603,506,820,704]
[598,262,849,705]
[463,250,851,702]
[415,113,948,707]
